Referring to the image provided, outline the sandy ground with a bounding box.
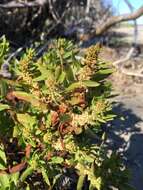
[100,26,143,190]
[112,25,143,44]
[109,78,143,190]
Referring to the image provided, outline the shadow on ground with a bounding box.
[107,103,143,190]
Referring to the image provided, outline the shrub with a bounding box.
[0,37,133,190]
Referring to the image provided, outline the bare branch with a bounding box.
[48,0,60,23]
[112,47,143,78]
[85,0,91,15]
[117,66,143,78]
[111,0,142,78]
[112,47,135,68]
[0,0,46,9]
[0,47,23,78]
[93,6,143,35]
[124,0,138,44]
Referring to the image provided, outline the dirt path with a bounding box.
[108,88,143,190]
[107,57,143,189]
[100,25,143,189]
[112,25,143,45]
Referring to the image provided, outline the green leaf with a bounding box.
[82,80,99,87]
[34,65,54,82]
[20,167,33,182]
[26,185,30,190]
[55,66,62,81]
[68,96,82,105]
[0,173,10,189]
[97,117,106,123]
[43,133,51,143]
[10,172,19,186]
[57,71,66,84]
[65,65,74,82]
[84,155,94,163]
[51,157,64,164]
[13,126,20,138]
[0,36,9,67]
[0,145,7,170]
[89,176,102,190]
[52,174,62,187]
[0,79,8,98]
[0,104,10,112]
[16,113,36,128]
[97,68,113,75]
[66,82,81,92]
[11,91,47,110]
[41,167,50,186]
[33,75,47,82]
[77,175,85,190]
[63,51,72,59]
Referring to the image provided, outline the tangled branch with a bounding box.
[0,0,46,9]
[94,6,143,35]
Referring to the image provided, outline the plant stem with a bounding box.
[77,174,85,190]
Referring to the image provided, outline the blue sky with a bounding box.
[107,0,143,24]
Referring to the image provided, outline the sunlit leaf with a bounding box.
[0,103,10,111]
[20,167,33,182]
[11,91,47,110]
[82,80,99,87]
[57,71,66,84]
[41,167,51,186]
[51,157,64,164]
[0,145,7,170]
[17,113,36,128]
[0,173,10,189]
[65,82,82,92]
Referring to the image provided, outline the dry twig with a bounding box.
[0,0,46,9]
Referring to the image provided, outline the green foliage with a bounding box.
[0,37,133,190]
[0,36,9,67]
